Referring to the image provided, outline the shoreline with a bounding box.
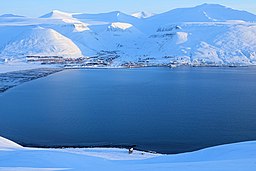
[1,65,256,93]
[16,140,256,155]
[1,135,256,156]
[0,68,63,93]
[1,136,256,170]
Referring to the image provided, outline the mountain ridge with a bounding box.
[1,4,256,67]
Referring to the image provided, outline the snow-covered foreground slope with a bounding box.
[0,136,256,171]
[0,137,22,150]
[1,4,256,67]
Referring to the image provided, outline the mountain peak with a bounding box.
[40,10,73,19]
[147,3,256,23]
[73,11,139,24]
[198,3,225,7]
[0,14,24,18]
[110,11,122,15]
[194,3,231,10]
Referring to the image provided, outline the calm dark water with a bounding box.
[1,67,256,154]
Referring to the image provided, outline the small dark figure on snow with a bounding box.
[129,147,134,154]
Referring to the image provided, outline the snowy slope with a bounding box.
[40,10,85,25]
[0,137,22,150]
[132,11,155,19]
[1,27,82,59]
[0,136,256,170]
[73,11,140,24]
[0,4,256,67]
[146,4,256,24]
[144,22,256,66]
[40,10,73,19]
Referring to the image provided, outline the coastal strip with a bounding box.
[0,68,63,93]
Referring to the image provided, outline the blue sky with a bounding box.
[1,0,256,17]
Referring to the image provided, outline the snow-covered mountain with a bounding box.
[1,27,82,59]
[40,10,87,25]
[1,4,256,67]
[40,10,73,19]
[146,4,256,23]
[0,14,24,18]
[73,11,140,25]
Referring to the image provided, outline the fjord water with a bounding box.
[0,67,256,154]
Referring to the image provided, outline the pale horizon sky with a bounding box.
[1,0,256,17]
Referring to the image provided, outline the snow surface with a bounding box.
[0,137,22,150]
[108,22,133,30]
[0,4,256,67]
[40,10,74,19]
[0,27,82,59]
[0,136,256,170]
[132,11,155,19]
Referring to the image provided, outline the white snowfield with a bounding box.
[0,4,256,67]
[131,11,156,19]
[0,136,256,171]
[1,27,82,59]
